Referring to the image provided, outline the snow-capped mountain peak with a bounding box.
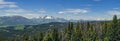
[43,15,54,19]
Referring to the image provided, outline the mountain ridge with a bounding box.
[0,15,109,26]
[0,15,68,26]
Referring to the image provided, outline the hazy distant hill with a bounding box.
[0,15,68,26]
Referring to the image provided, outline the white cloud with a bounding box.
[3,9,29,13]
[0,4,18,8]
[113,8,119,9]
[0,0,4,2]
[0,1,46,19]
[38,8,46,13]
[23,14,41,19]
[85,17,111,20]
[96,18,109,20]
[0,13,42,19]
[58,9,89,14]
[58,11,64,14]
[93,0,101,2]
[9,4,18,8]
[0,0,48,19]
[0,0,32,16]
[83,4,92,6]
[108,10,120,15]
[38,10,46,13]
[0,0,18,8]
[0,0,15,4]
[1,13,19,16]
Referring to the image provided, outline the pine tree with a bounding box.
[117,19,120,41]
[111,15,118,41]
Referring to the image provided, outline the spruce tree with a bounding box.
[117,19,120,41]
[112,15,118,41]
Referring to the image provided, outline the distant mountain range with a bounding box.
[0,15,105,26]
[0,15,68,26]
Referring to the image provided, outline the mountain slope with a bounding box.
[0,15,68,26]
[0,16,35,26]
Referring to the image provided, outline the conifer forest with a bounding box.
[0,15,120,41]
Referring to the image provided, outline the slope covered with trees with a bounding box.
[0,15,120,41]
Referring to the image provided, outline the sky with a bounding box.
[0,0,120,20]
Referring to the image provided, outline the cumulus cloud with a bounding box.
[108,10,120,15]
[58,9,89,14]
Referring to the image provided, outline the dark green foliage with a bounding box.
[111,15,120,41]
[64,22,74,41]
[37,31,43,41]
[72,22,83,41]
[43,31,52,41]
[51,29,59,41]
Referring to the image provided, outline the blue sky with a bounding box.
[0,0,120,20]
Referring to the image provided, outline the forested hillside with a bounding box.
[0,15,120,41]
